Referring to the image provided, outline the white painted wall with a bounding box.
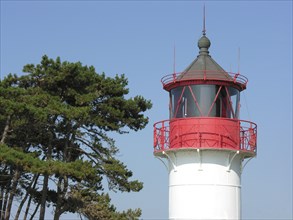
[164,149,243,220]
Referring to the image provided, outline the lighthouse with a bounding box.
[153,15,257,220]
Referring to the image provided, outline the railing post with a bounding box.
[161,122,165,151]
[233,73,239,83]
[153,128,158,150]
[248,125,256,152]
[172,73,176,83]
[218,133,222,148]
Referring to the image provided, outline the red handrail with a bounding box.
[153,117,257,155]
[161,71,248,87]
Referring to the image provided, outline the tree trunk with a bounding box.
[14,174,39,220]
[1,188,9,220]
[53,177,63,220]
[53,132,70,220]
[29,203,40,220]
[23,191,33,220]
[1,116,12,220]
[39,132,53,220]
[4,169,20,220]
[0,188,4,220]
[39,131,54,220]
[0,190,2,219]
[39,174,48,220]
[53,176,69,220]
[0,166,9,220]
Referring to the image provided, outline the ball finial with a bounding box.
[198,35,211,54]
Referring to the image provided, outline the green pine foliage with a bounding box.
[0,55,152,220]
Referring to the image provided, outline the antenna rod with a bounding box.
[173,43,176,75]
[203,4,206,35]
[238,47,240,73]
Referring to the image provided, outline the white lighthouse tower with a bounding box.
[153,13,257,220]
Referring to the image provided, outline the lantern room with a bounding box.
[153,33,257,157]
[169,84,240,119]
[165,34,245,120]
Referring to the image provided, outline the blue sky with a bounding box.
[1,1,292,219]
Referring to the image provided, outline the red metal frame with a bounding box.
[207,85,222,116]
[171,85,238,119]
[188,85,204,116]
[174,86,186,117]
[225,86,236,118]
[153,117,257,156]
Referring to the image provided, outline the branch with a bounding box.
[75,137,103,159]
[0,115,11,144]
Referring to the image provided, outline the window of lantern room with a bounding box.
[169,85,240,119]
[228,87,240,118]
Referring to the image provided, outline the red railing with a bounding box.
[153,117,257,155]
[161,70,248,87]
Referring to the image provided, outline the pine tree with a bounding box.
[0,55,152,220]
